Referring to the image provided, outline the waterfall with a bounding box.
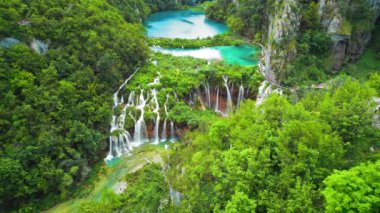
[162,120,167,142]
[215,86,220,112]
[205,81,211,107]
[127,91,135,106]
[189,93,194,106]
[133,89,148,146]
[113,68,140,107]
[256,81,273,106]
[170,186,182,206]
[223,76,233,115]
[151,89,160,144]
[31,38,48,55]
[230,83,235,101]
[237,84,244,108]
[105,69,140,162]
[170,120,175,142]
[256,81,282,106]
[148,76,160,86]
[162,94,169,141]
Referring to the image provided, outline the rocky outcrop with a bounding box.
[263,0,301,84]
[319,0,380,71]
[262,0,380,83]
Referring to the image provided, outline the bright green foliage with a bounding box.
[120,163,169,212]
[78,163,169,213]
[225,191,257,213]
[303,79,377,163]
[367,73,380,96]
[122,52,262,130]
[79,190,122,213]
[168,97,342,211]
[166,77,378,212]
[322,161,380,212]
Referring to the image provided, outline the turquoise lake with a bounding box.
[145,10,228,39]
[151,46,258,66]
[145,10,258,66]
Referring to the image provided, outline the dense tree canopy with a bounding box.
[165,78,379,212]
[322,160,380,212]
[1,0,379,212]
[0,0,149,210]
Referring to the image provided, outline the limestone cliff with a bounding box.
[263,0,301,85]
[262,0,379,84]
[319,0,380,71]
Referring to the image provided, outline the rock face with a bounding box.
[263,0,301,84]
[263,0,380,83]
[319,0,380,71]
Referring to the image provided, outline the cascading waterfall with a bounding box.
[205,81,211,107]
[162,120,167,142]
[237,84,244,108]
[107,70,253,161]
[133,89,149,146]
[256,81,272,106]
[170,120,175,142]
[113,68,140,107]
[215,86,220,112]
[106,69,139,161]
[230,83,235,100]
[127,91,135,106]
[162,94,169,141]
[223,76,233,115]
[256,80,282,105]
[151,89,160,145]
[189,93,194,106]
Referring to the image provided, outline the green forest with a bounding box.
[0,0,379,212]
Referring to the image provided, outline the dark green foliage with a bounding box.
[205,0,271,39]
[148,33,248,48]
[107,0,151,22]
[145,0,178,12]
[0,0,148,211]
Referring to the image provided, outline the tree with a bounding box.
[225,191,257,213]
[322,161,380,212]
[227,16,244,35]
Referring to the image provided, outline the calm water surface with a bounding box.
[145,10,258,66]
[145,10,228,39]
